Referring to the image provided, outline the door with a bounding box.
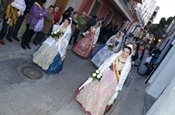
[55,0,69,14]
[104,9,113,26]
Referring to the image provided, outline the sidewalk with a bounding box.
[109,66,156,115]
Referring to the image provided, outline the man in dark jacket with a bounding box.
[85,15,97,31]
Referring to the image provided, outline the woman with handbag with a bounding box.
[33,18,72,74]
[21,0,47,49]
[75,45,133,115]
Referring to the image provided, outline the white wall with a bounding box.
[146,39,175,98]
[146,77,175,115]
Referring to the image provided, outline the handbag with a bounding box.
[34,18,44,32]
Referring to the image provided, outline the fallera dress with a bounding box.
[76,57,128,115]
[33,24,71,73]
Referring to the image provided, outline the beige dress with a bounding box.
[76,57,125,115]
[33,27,67,71]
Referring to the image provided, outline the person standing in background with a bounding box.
[85,15,97,31]
[33,5,54,45]
[60,7,74,25]
[10,0,35,41]
[69,12,86,45]
[0,0,21,43]
[0,0,13,45]
[53,6,61,24]
[0,0,5,45]
[69,11,78,45]
[21,0,47,49]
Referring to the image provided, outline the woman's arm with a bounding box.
[31,5,47,19]
[78,77,93,90]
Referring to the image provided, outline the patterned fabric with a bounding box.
[76,61,124,115]
[33,43,60,70]
[91,46,114,68]
[76,45,133,114]
[33,19,72,73]
[33,41,64,74]
[89,45,105,59]
[47,53,64,73]
[91,36,122,68]
[72,34,93,58]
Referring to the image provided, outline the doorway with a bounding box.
[104,9,114,26]
[55,0,69,14]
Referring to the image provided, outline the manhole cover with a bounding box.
[17,64,44,79]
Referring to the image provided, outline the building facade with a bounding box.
[45,0,143,29]
[128,0,160,39]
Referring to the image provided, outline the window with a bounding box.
[89,0,103,17]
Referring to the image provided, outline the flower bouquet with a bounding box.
[51,31,64,40]
[108,43,114,51]
[91,70,103,81]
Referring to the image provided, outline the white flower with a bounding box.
[92,73,97,77]
[96,70,100,74]
[54,31,57,34]
[51,32,54,34]
[99,73,102,77]
[97,74,101,79]
[82,32,86,36]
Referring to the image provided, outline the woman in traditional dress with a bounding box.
[72,21,101,58]
[33,18,72,73]
[91,31,123,68]
[75,45,133,115]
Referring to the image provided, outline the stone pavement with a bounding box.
[0,33,155,115]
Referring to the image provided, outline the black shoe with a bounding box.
[6,37,12,42]
[26,44,31,49]
[21,44,26,49]
[12,37,20,41]
[33,42,38,46]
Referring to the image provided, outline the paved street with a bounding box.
[0,37,155,115]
